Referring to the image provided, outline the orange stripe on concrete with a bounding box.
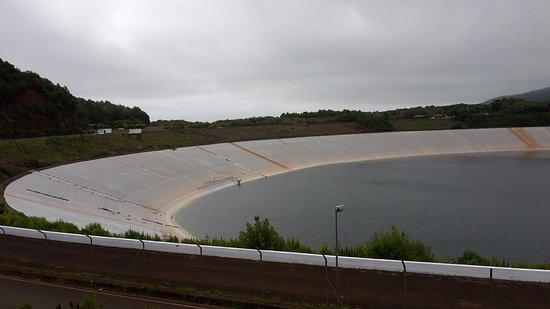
[508,128,539,149]
[230,143,290,170]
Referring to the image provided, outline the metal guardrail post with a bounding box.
[401,260,407,294]
[0,227,7,263]
[490,268,494,308]
[256,248,264,297]
[402,260,408,308]
[37,230,48,266]
[322,253,339,303]
[322,253,329,306]
[85,234,94,272]
[196,243,203,289]
[138,239,146,275]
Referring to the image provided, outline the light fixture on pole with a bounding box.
[335,203,344,308]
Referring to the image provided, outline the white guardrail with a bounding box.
[1,225,550,283]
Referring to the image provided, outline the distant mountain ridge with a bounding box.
[483,85,550,104]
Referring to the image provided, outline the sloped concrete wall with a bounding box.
[4,127,550,238]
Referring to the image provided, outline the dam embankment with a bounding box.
[4,127,550,238]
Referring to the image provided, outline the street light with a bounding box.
[335,203,344,308]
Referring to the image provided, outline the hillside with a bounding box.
[0,59,149,139]
[483,85,550,104]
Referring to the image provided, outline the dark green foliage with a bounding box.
[450,249,510,267]
[0,58,149,139]
[55,295,103,309]
[163,235,181,243]
[2,207,550,269]
[81,223,111,237]
[123,229,162,241]
[285,236,314,253]
[0,208,79,232]
[212,116,282,127]
[181,217,310,252]
[0,59,79,138]
[48,220,81,234]
[386,98,550,130]
[362,226,435,261]
[319,243,333,255]
[338,226,435,262]
[160,109,394,132]
[76,99,149,128]
[457,249,486,265]
[355,113,394,132]
[281,109,395,132]
[238,215,286,250]
[18,303,32,309]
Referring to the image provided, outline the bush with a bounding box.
[48,220,80,234]
[237,216,286,250]
[319,243,333,255]
[122,229,161,241]
[285,236,313,253]
[454,249,509,267]
[456,249,486,265]
[363,225,435,261]
[81,223,111,237]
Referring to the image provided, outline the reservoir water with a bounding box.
[176,151,550,263]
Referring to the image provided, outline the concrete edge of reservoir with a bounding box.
[4,127,550,239]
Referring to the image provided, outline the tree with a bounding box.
[364,225,435,261]
[456,249,486,265]
[356,114,394,132]
[237,215,285,250]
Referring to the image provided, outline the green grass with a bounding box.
[3,206,549,270]
[0,123,366,184]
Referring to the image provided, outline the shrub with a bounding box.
[455,249,510,267]
[363,225,435,261]
[456,249,486,265]
[319,243,333,255]
[237,216,285,250]
[81,223,111,237]
[48,220,80,234]
[285,236,313,253]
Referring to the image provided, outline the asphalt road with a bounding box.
[0,274,217,309]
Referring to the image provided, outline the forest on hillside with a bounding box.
[158,98,550,132]
[0,59,149,139]
[2,58,549,139]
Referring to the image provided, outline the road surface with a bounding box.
[0,274,218,309]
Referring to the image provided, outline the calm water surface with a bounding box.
[176,151,550,263]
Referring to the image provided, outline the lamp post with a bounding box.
[335,203,344,308]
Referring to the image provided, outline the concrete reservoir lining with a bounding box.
[4,127,550,239]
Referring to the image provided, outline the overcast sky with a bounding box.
[1,1,550,121]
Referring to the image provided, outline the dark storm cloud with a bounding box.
[1,0,550,121]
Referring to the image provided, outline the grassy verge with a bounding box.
[2,206,549,270]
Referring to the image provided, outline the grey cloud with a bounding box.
[1,0,549,121]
